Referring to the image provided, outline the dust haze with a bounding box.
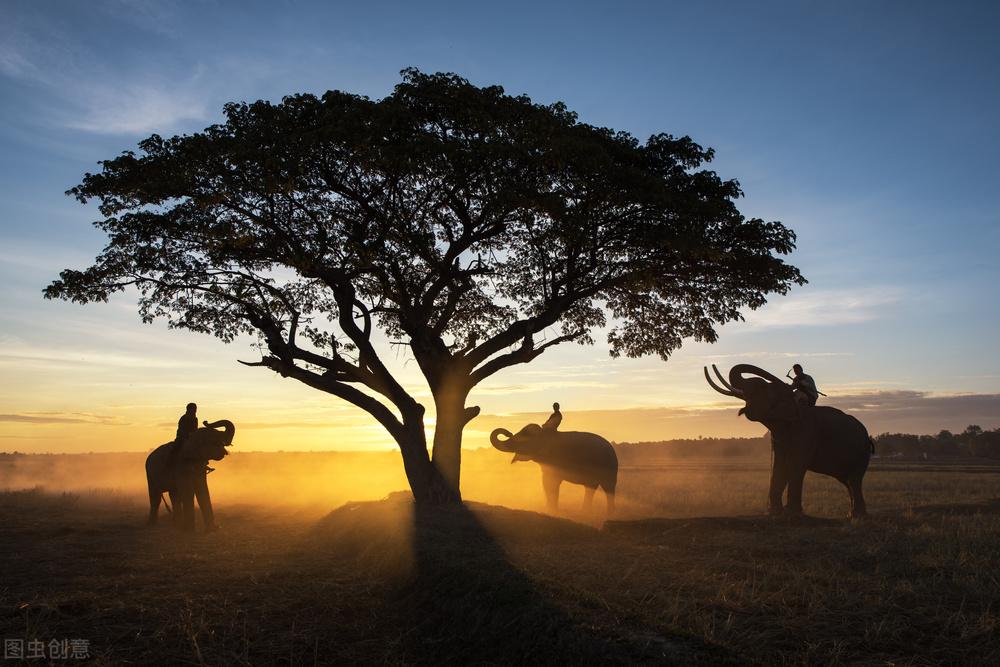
[0,447,772,521]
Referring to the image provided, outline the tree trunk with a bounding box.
[432,409,464,498]
[396,417,461,505]
[429,379,476,500]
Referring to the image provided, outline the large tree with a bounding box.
[46,69,804,503]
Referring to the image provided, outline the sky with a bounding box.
[1,0,998,453]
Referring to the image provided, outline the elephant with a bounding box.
[145,419,235,531]
[705,364,872,518]
[490,424,618,515]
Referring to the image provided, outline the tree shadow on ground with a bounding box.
[307,493,740,665]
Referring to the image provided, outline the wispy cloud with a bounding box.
[0,412,129,426]
[64,80,210,135]
[508,368,614,378]
[828,390,1000,418]
[100,0,186,38]
[0,42,38,79]
[699,351,854,360]
[154,420,345,430]
[0,17,217,135]
[474,380,617,395]
[739,287,903,329]
[0,239,110,275]
[468,391,1000,443]
[0,350,200,370]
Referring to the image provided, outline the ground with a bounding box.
[2,454,1000,665]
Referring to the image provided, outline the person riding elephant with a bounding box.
[705,364,871,518]
[490,422,617,515]
[789,364,819,408]
[166,402,199,465]
[176,402,199,443]
[146,419,235,531]
[542,402,562,430]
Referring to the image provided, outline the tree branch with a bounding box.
[247,355,412,441]
[469,330,586,386]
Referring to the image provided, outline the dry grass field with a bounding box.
[2,451,1000,665]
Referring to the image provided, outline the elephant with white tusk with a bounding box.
[145,419,235,531]
[490,424,618,515]
[705,364,872,518]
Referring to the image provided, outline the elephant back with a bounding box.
[811,406,870,439]
[552,431,618,470]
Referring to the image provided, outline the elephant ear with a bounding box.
[522,424,543,436]
[176,430,203,461]
[771,393,799,421]
[178,428,215,461]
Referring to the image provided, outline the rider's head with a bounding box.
[186,402,197,413]
[553,402,560,411]
[792,364,803,376]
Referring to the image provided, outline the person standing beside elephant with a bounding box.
[790,364,819,407]
[542,402,562,430]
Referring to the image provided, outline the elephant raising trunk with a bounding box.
[704,363,872,518]
[490,423,617,515]
[203,419,235,446]
[146,419,236,531]
[490,428,516,452]
[490,428,513,447]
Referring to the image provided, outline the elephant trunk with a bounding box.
[729,364,785,388]
[204,419,235,445]
[490,428,516,452]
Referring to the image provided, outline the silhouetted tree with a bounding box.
[874,427,1000,460]
[45,70,804,503]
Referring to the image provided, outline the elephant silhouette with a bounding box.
[705,364,872,518]
[490,423,617,515]
[145,419,235,531]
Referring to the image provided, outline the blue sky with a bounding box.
[1,1,998,451]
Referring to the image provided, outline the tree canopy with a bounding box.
[46,69,804,502]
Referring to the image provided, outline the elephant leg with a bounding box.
[147,483,160,525]
[785,467,806,514]
[183,493,196,531]
[541,469,561,512]
[176,472,196,532]
[193,471,216,531]
[768,455,788,514]
[847,473,868,519]
[834,475,855,517]
[583,486,596,513]
[605,489,616,516]
[168,490,181,527]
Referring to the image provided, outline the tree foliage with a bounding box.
[875,426,1000,459]
[46,69,805,500]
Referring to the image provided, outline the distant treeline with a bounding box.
[615,425,1000,462]
[872,425,1000,459]
[614,436,772,463]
